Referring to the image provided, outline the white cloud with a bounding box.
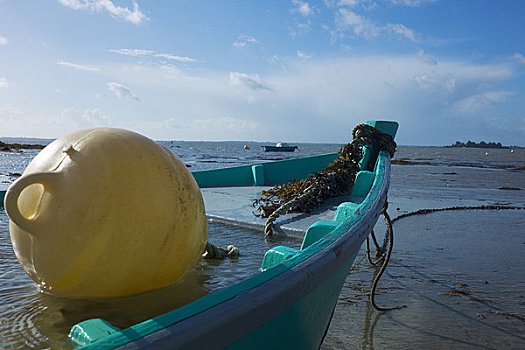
[454,91,514,114]
[58,0,148,24]
[233,35,259,48]
[0,104,113,138]
[0,77,8,88]
[337,0,359,7]
[414,73,455,92]
[336,9,418,41]
[155,53,197,63]
[99,55,517,143]
[57,60,100,72]
[0,35,7,46]
[1,54,522,145]
[166,117,260,135]
[109,48,155,57]
[267,55,280,65]
[289,21,313,39]
[229,72,273,92]
[109,48,198,63]
[386,23,417,42]
[328,0,377,10]
[336,9,381,38]
[158,64,182,76]
[297,50,313,60]
[60,107,112,125]
[390,0,436,7]
[512,53,525,66]
[107,82,140,101]
[292,1,315,17]
[81,108,112,124]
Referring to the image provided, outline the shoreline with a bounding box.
[0,141,46,152]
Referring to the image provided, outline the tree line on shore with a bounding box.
[447,141,508,149]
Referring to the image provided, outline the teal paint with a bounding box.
[300,220,339,250]
[68,319,120,347]
[192,164,254,187]
[260,246,299,271]
[359,120,398,171]
[227,253,358,350]
[367,120,399,137]
[259,153,337,184]
[251,165,264,186]
[192,153,338,187]
[334,202,359,222]
[350,171,375,198]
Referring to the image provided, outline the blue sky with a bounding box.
[1,0,524,145]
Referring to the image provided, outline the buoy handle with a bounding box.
[4,172,60,235]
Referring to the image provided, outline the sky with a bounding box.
[1,0,525,146]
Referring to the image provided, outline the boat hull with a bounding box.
[261,145,297,152]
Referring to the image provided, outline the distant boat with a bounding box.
[261,142,298,152]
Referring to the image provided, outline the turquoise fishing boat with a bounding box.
[260,142,298,152]
[1,120,398,349]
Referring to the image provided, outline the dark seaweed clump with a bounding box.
[253,124,396,218]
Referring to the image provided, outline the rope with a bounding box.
[264,185,314,239]
[202,242,239,259]
[261,124,397,239]
[365,230,385,268]
[364,203,524,312]
[392,204,525,223]
[368,200,406,311]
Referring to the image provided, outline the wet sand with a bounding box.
[323,209,525,349]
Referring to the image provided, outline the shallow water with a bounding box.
[0,217,301,349]
[1,140,524,349]
[322,210,525,349]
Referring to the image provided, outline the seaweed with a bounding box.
[253,124,396,218]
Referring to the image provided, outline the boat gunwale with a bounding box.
[79,151,391,349]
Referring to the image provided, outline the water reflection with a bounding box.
[1,264,210,349]
[360,301,384,350]
[322,210,525,349]
[0,219,300,349]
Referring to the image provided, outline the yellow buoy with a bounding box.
[243,145,250,149]
[4,128,208,298]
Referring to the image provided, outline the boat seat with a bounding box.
[334,202,359,223]
[300,170,376,250]
[333,171,375,223]
[300,221,339,250]
[350,170,375,198]
[260,246,299,271]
